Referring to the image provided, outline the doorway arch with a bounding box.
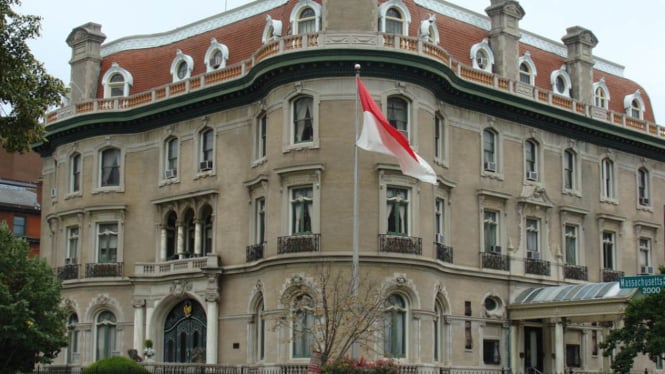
[163,299,206,363]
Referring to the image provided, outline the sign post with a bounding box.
[619,274,665,295]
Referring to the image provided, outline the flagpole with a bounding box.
[352,64,361,297]
[352,63,361,359]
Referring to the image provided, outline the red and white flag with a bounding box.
[356,77,437,185]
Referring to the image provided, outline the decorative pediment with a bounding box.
[518,185,553,208]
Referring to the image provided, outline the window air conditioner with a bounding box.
[527,251,541,260]
[484,162,496,172]
[199,160,213,171]
[526,171,538,181]
[639,197,650,206]
[641,266,654,275]
[490,245,501,253]
[165,169,177,179]
[435,234,445,244]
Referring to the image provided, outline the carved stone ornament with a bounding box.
[132,298,146,308]
[169,280,193,296]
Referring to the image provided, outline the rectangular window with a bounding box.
[12,216,26,236]
[435,198,444,243]
[525,141,537,174]
[591,330,598,356]
[483,339,501,365]
[602,231,615,270]
[565,224,577,265]
[387,187,409,235]
[526,218,540,255]
[566,344,581,367]
[67,226,80,261]
[290,187,313,235]
[71,153,81,192]
[293,97,313,144]
[602,159,614,199]
[255,198,265,245]
[100,148,120,187]
[639,238,651,273]
[292,296,314,358]
[638,168,650,205]
[484,210,498,252]
[200,129,214,163]
[483,129,496,171]
[387,97,409,140]
[98,223,118,263]
[165,138,178,178]
[255,114,267,159]
[434,115,443,160]
[564,150,575,190]
[465,320,472,349]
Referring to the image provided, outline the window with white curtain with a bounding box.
[290,187,313,235]
[100,148,120,187]
[292,294,315,358]
[96,311,117,360]
[66,313,79,364]
[67,226,79,262]
[483,210,498,252]
[602,231,615,269]
[384,294,406,358]
[526,218,540,255]
[565,224,578,265]
[97,223,118,263]
[387,187,409,235]
[293,96,313,144]
[296,7,316,34]
[384,8,404,35]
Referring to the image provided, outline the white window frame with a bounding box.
[289,0,321,35]
[70,152,82,195]
[204,38,229,72]
[101,62,133,98]
[67,226,80,263]
[593,78,610,109]
[95,146,124,193]
[97,222,119,263]
[163,137,179,181]
[277,165,322,236]
[624,90,645,119]
[637,167,651,208]
[283,90,320,151]
[170,49,194,83]
[378,0,411,36]
[600,157,617,203]
[562,148,580,195]
[564,224,578,266]
[601,231,616,270]
[483,210,500,253]
[518,52,537,86]
[197,127,215,174]
[550,66,572,97]
[386,186,410,236]
[524,139,540,183]
[470,38,494,72]
[525,218,540,258]
[378,170,421,238]
[289,186,314,235]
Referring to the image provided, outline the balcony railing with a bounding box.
[435,242,453,263]
[57,264,79,280]
[525,258,551,276]
[379,234,422,255]
[135,255,219,276]
[44,32,665,143]
[564,264,589,281]
[85,262,123,278]
[278,234,320,254]
[603,268,625,282]
[481,252,510,271]
[246,243,264,262]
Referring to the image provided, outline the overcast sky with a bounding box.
[18,0,665,123]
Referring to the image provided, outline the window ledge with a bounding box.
[92,186,124,195]
[194,171,215,180]
[562,189,582,198]
[600,198,619,205]
[434,158,448,169]
[251,157,268,168]
[283,143,319,153]
[159,178,180,187]
[637,205,653,212]
[481,171,504,181]
[65,192,83,200]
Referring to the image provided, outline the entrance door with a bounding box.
[164,300,207,363]
[524,327,543,374]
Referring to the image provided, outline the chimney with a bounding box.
[66,23,106,103]
[485,0,525,80]
[562,26,598,105]
[322,0,377,32]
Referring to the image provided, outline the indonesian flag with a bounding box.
[356,77,437,185]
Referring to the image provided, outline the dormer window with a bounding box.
[470,39,494,72]
[101,63,133,98]
[170,50,194,82]
[624,90,645,119]
[289,0,321,35]
[378,0,411,36]
[204,38,229,72]
[550,66,572,97]
[518,52,536,85]
[593,78,610,109]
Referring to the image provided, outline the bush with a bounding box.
[321,356,400,374]
[82,356,149,374]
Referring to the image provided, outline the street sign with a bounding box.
[619,274,665,294]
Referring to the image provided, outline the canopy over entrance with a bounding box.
[509,282,639,323]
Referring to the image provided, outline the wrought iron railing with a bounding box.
[481,252,510,271]
[85,262,123,278]
[603,268,624,282]
[525,258,551,276]
[57,264,79,281]
[564,264,589,281]
[277,234,320,254]
[435,242,453,263]
[246,243,264,262]
[379,234,422,255]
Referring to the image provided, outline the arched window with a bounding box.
[290,1,321,35]
[624,90,645,119]
[378,1,410,36]
[292,294,315,358]
[518,52,536,85]
[255,296,265,361]
[297,7,316,33]
[593,78,610,109]
[470,39,494,72]
[201,205,213,254]
[100,147,120,187]
[96,311,117,360]
[433,301,442,361]
[101,62,133,98]
[292,96,314,144]
[204,38,229,72]
[384,294,406,358]
[170,49,194,82]
[67,313,79,364]
[550,66,572,97]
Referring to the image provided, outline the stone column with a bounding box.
[132,299,146,351]
[205,274,220,364]
[194,219,202,256]
[510,322,519,372]
[562,26,598,105]
[160,226,167,261]
[553,319,565,374]
[176,222,184,258]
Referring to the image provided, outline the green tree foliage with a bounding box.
[601,267,665,373]
[83,356,149,374]
[0,222,68,372]
[0,0,65,153]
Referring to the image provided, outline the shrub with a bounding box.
[321,356,400,374]
[82,356,149,374]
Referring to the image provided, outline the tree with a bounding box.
[0,222,68,373]
[0,0,66,153]
[600,266,665,373]
[276,264,387,363]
